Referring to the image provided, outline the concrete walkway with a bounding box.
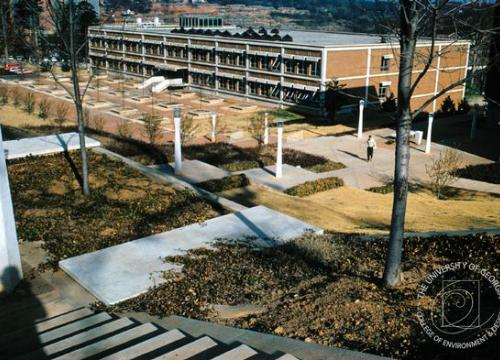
[60,206,323,305]
[2,132,100,160]
[287,128,500,193]
[151,159,232,184]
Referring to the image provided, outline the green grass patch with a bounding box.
[285,177,344,197]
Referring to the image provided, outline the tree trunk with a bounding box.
[69,0,90,196]
[383,1,417,288]
[485,0,500,129]
[1,1,9,62]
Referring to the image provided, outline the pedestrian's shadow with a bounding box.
[0,266,48,359]
[338,149,366,161]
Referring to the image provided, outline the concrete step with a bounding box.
[0,307,93,347]
[53,322,158,360]
[12,317,134,360]
[0,312,112,357]
[100,329,186,360]
[152,336,219,360]
[210,344,259,359]
[275,354,300,360]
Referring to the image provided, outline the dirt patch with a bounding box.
[47,180,69,195]
[23,208,65,217]
[105,188,147,201]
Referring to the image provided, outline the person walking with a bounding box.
[367,135,377,162]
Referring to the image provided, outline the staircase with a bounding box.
[0,306,299,359]
[137,76,165,90]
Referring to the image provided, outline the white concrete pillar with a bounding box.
[425,112,434,154]
[173,108,182,174]
[211,113,217,143]
[471,105,478,140]
[357,99,365,139]
[0,127,23,294]
[264,112,269,145]
[276,121,284,178]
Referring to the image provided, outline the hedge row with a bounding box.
[367,182,421,194]
[196,174,250,193]
[285,177,344,197]
[455,162,500,185]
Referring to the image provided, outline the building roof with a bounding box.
[93,24,459,48]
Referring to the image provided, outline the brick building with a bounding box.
[88,18,469,115]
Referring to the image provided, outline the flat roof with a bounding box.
[93,25,462,48]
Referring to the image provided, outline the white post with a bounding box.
[425,112,434,154]
[357,99,365,139]
[470,105,478,140]
[0,127,23,293]
[276,121,284,178]
[211,113,217,143]
[263,112,269,145]
[173,108,182,174]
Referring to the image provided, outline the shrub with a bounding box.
[181,115,200,143]
[437,96,456,117]
[90,115,105,132]
[425,149,463,199]
[248,113,266,147]
[367,182,421,194]
[0,85,9,106]
[142,113,162,144]
[222,160,261,172]
[12,87,21,107]
[54,103,69,127]
[285,177,344,197]
[381,92,397,112]
[117,120,132,139]
[23,92,36,114]
[196,174,250,193]
[455,162,500,184]
[38,98,51,120]
[457,99,471,114]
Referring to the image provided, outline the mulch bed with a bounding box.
[8,151,225,268]
[99,233,500,360]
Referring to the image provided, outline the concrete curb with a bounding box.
[92,147,247,212]
[353,228,500,240]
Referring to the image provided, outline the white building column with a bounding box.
[0,127,23,294]
[276,121,284,178]
[357,99,365,139]
[264,112,269,145]
[211,113,217,143]
[425,112,434,154]
[173,108,182,174]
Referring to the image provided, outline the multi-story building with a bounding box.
[88,17,470,115]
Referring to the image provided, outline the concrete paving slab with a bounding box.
[151,160,232,184]
[3,133,100,160]
[237,164,334,191]
[59,206,323,305]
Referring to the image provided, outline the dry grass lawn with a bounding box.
[220,185,500,234]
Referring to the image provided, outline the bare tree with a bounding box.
[248,113,266,148]
[45,0,97,195]
[54,102,69,128]
[38,98,51,120]
[382,0,499,287]
[181,115,200,143]
[142,113,162,145]
[425,148,463,199]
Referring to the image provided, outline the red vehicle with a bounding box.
[4,63,21,71]
[13,66,33,75]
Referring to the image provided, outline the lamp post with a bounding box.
[276,120,284,178]
[357,99,365,139]
[211,113,217,143]
[264,112,269,145]
[173,107,182,174]
[425,112,434,154]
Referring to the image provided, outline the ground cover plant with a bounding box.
[8,151,226,268]
[196,174,250,193]
[284,177,344,197]
[99,233,500,360]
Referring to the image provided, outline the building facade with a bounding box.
[88,21,469,115]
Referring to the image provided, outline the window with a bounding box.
[285,59,293,73]
[381,54,393,71]
[378,84,389,98]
